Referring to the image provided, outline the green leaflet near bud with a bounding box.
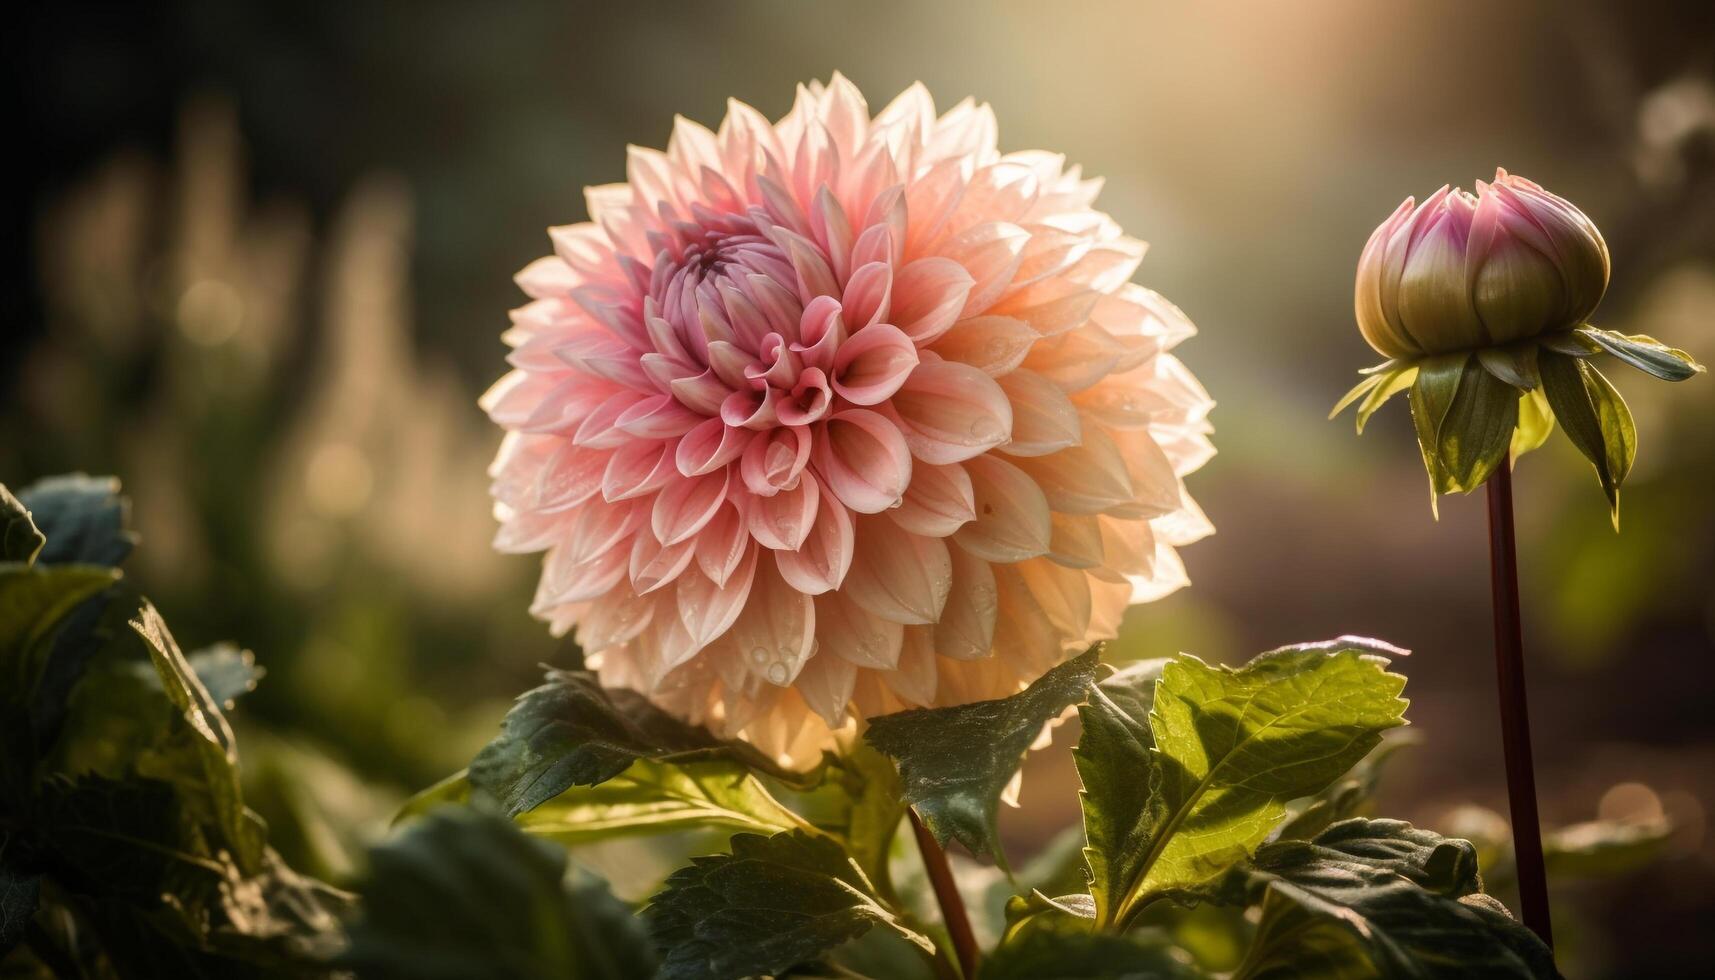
[1576,325,1706,382]
[1539,351,1635,527]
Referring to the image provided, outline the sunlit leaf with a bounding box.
[864,649,1100,866]
[644,829,932,980]
[1430,358,1517,495]
[1540,352,1634,524]
[343,805,656,980]
[1084,639,1408,927]
[1510,388,1554,461]
[1273,734,1416,842]
[1577,325,1704,382]
[516,758,800,846]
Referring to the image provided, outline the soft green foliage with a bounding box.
[1407,353,1517,501]
[0,486,45,565]
[643,830,933,980]
[343,806,656,980]
[1575,326,1704,382]
[1540,351,1635,525]
[516,758,801,846]
[1077,638,1409,926]
[864,648,1101,866]
[1219,819,1558,979]
[0,478,345,976]
[981,923,1196,979]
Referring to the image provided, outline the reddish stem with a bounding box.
[908,808,980,977]
[1485,457,1555,948]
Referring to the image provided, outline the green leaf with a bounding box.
[1407,353,1466,508]
[1073,658,1168,925]
[1224,819,1558,980]
[1510,388,1555,461]
[130,603,267,873]
[16,475,136,568]
[1577,325,1704,382]
[343,805,657,980]
[1540,352,1635,524]
[1476,344,1540,390]
[1330,364,1417,434]
[644,829,932,980]
[1,861,39,955]
[1537,331,1594,357]
[1430,357,1518,495]
[516,758,801,846]
[784,741,909,894]
[1089,639,1409,927]
[0,485,45,566]
[864,648,1101,866]
[469,668,754,817]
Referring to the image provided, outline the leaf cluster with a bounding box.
[0,477,346,978]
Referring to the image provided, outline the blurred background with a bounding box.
[5,1,1713,975]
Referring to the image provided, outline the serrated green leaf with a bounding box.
[1224,819,1559,980]
[1510,388,1555,461]
[130,603,266,874]
[515,758,801,846]
[16,475,136,568]
[343,806,656,980]
[1091,639,1409,927]
[1431,358,1517,495]
[1577,325,1704,381]
[644,829,933,980]
[1476,344,1541,390]
[0,485,45,566]
[865,649,1101,866]
[1540,352,1634,523]
[467,668,790,818]
[1074,658,1168,925]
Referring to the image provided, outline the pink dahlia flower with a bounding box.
[483,75,1213,764]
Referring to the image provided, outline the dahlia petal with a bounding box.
[793,295,846,372]
[935,544,998,661]
[678,547,759,648]
[630,528,699,594]
[720,386,781,430]
[941,221,1030,317]
[814,409,913,513]
[903,158,968,256]
[1002,289,1102,337]
[885,627,939,706]
[815,590,903,670]
[1097,515,1156,576]
[669,368,735,417]
[603,440,677,501]
[810,186,854,283]
[493,508,565,554]
[844,516,952,625]
[831,322,919,405]
[729,560,816,687]
[786,235,840,304]
[567,497,646,563]
[547,223,611,279]
[953,454,1052,562]
[886,360,1013,464]
[841,261,893,331]
[929,315,1039,376]
[1015,556,1093,640]
[576,590,656,651]
[1107,427,1185,518]
[794,653,857,727]
[694,500,751,587]
[775,367,833,426]
[535,443,610,512]
[996,369,1082,457]
[991,566,1063,678]
[572,391,647,448]
[515,256,578,299]
[888,461,976,537]
[891,257,975,344]
[538,541,629,606]
[652,468,730,546]
[740,426,812,496]
[614,394,702,439]
[1127,539,1190,603]
[774,479,854,595]
[1010,425,1135,515]
[675,418,751,478]
[748,473,819,551]
[1047,512,1106,569]
[948,162,1040,234]
[849,224,895,276]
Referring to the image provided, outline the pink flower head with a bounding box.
[1355,169,1611,359]
[484,75,1213,764]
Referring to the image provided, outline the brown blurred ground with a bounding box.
[6,2,1715,976]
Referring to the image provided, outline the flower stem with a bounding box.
[1485,457,1554,948]
[908,808,980,978]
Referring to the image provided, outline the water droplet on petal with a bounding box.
[750,646,769,664]
[970,417,1002,441]
[766,662,788,685]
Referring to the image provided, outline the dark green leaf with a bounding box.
[1540,352,1634,523]
[1406,353,1467,508]
[343,805,656,980]
[0,861,39,955]
[1073,658,1167,925]
[1476,345,1540,390]
[1430,358,1517,495]
[1086,639,1409,927]
[1273,734,1415,842]
[16,475,136,568]
[865,649,1101,865]
[983,923,1196,979]
[468,668,755,817]
[0,485,45,566]
[1225,819,1558,979]
[1577,325,1704,382]
[644,829,930,980]
[130,603,267,873]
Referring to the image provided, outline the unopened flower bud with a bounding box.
[1355,169,1610,359]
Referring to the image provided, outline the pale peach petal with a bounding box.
[774,479,855,595]
[844,516,951,625]
[675,418,753,477]
[1010,426,1134,515]
[534,443,610,513]
[729,559,816,686]
[795,653,857,726]
[740,426,812,496]
[996,369,1082,456]
[677,548,759,646]
[831,322,919,405]
[890,257,974,344]
[630,529,699,594]
[885,627,939,705]
[815,590,903,670]
[888,461,975,537]
[941,221,1029,317]
[1047,512,1106,569]
[695,500,751,587]
[929,315,1039,376]
[567,498,646,563]
[814,409,912,513]
[576,590,656,651]
[652,468,730,546]
[934,544,998,660]
[885,360,1012,464]
[841,261,892,330]
[953,455,1051,562]
[748,473,819,551]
